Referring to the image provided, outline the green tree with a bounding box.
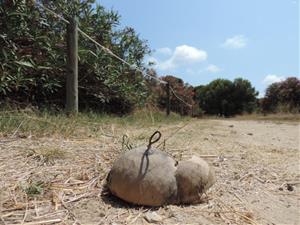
[261,82,281,112]
[0,0,150,113]
[195,78,258,116]
[262,77,300,113]
[157,75,194,115]
[232,78,258,113]
[196,79,234,116]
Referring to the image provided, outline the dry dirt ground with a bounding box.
[0,119,299,225]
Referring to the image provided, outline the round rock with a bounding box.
[107,146,178,206]
[175,155,216,204]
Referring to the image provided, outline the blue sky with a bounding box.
[98,0,299,96]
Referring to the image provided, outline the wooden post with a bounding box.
[66,16,78,114]
[166,82,170,116]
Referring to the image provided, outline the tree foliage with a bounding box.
[261,77,300,113]
[157,75,194,116]
[0,0,150,113]
[194,78,258,116]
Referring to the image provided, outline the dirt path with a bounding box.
[0,119,299,224]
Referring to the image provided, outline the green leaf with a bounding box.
[37,66,52,70]
[8,12,29,17]
[15,61,35,68]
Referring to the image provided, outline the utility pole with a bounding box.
[66,16,78,114]
[166,82,170,116]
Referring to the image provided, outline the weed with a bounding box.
[26,147,65,165]
[24,181,45,196]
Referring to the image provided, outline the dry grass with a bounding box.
[0,108,189,138]
[0,110,299,224]
[234,113,300,123]
[25,147,65,165]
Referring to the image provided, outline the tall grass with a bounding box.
[0,108,190,138]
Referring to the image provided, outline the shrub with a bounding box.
[0,0,150,114]
[194,78,258,116]
[261,77,300,113]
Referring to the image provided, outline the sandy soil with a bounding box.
[0,119,299,225]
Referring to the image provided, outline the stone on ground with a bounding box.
[175,155,216,204]
[144,211,163,223]
[107,146,178,206]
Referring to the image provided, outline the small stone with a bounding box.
[99,211,105,217]
[144,212,163,223]
[208,203,214,209]
[229,125,234,127]
[233,174,240,180]
[247,133,253,136]
[213,162,220,167]
[218,156,226,162]
[18,134,27,138]
[287,184,294,191]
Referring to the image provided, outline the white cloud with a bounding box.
[206,64,221,73]
[222,35,247,49]
[156,47,172,56]
[157,45,207,70]
[262,74,285,85]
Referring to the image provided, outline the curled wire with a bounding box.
[145,131,161,155]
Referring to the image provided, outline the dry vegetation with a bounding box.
[234,113,300,123]
[0,110,299,225]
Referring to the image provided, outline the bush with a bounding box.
[194,78,258,116]
[0,0,150,114]
[261,77,300,113]
[157,75,195,116]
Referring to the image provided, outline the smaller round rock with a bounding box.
[175,156,216,204]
